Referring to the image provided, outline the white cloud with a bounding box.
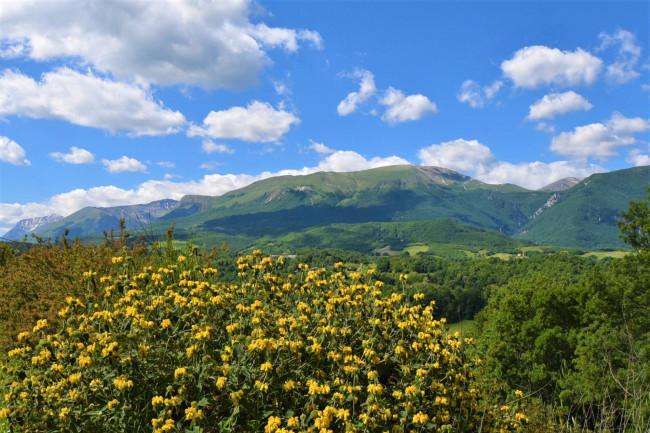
[189,101,299,143]
[418,139,496,172]
[313,151,409,172]
[550,123,635,159]
[0,150,407,232]
[380,87,438,124]
[200,161,223,170]
[483,161,604,189]
[157,161,176,168]
[309,141,335,155]
[0,0,322,89]
[0,136,30,166]
[457,80,502,108]
[0,68,186,135]
[251,24,323,52]
[49,146,94,164]
[501,45,602,88]
[550,112,649,159]
[642,84,650,93]
[626,149,650,166]
[202,140,235,154]
[102,156,147,173]
[606,111,650,134]
[163,173,182,180]
[337,69,376,116]
[535,122,556,134]
[418,138,604,189]
[527,91,593,120]
[599,30,642,84]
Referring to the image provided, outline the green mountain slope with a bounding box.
[256,219,527,256]
[32,165,649,251]
[157,165,550,238]
[517,166,650,249]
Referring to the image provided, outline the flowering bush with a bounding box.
[1,250,526,432]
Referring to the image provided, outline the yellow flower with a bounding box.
[260,361,273,372]
[174,367,187,379]
[515,389,524,398]
[152,396,164,406]
[264,415,282,433]
[32,319,48,332]
[412,412,429,424]
[108,399,120,409]
[177,255,187,263]
[216,376,227,389]
[161,319,172,329]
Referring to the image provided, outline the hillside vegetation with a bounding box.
[29,165,650,252]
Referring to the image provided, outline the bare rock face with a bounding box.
[538,177,583,192]
[3,215,63,240]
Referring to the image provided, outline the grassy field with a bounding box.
[581,250,628,260]
[404,243,429,255]
[446,319,476,336]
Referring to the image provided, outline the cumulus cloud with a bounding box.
[457,80,503,108]
[551,123,634,158]
[626,149,650,166]
[314,151,409,172]
[337,69,376,116]
[527,91,593,120]
[418,139,496,172]
[0,68,186,135]
[308,141,335,155]
[157,161,176,168]
[606,111,650,134]
[380,87,438,124]
[551,112,649,159]
[418,138,604,190]
[202,141,235,154]
[0,150,407,232]
[501,45,602,88]
[49,146,94,164]
[102,156,147,173]
[599,30,642,83]
[0,0,322,89]
[189,101,299,143]
[0,136,30,166]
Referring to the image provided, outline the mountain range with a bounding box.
[5,165,649,253]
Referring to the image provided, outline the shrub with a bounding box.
[1,251,525,432]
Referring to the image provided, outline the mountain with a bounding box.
[34,199,178,239]
[538,177,583,191]
[27,165,648,252]
[2,215,63,240]
[516,166,650,249]
[156,165,550,240]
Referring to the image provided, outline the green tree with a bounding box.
[618,188,650,252]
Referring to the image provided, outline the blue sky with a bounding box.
[1,0,649,233]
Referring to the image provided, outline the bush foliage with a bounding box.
[1,250,526,432]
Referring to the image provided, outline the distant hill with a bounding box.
[27,165,649,251]
[538,177,583,191]
[516,166,650,249]
[35,199,178,239]
[157,165,549,239]
[3,215,63,240]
